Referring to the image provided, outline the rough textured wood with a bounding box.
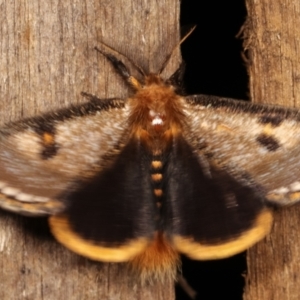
[244,0,300,299]
[0,1,180,299]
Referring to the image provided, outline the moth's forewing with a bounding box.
[183,95,300,206]
[49,137,157,262]
[0,98,128,215]
[164,135,272,260]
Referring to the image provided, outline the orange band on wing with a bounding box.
[173,209,273,260]
[49,214,149,262]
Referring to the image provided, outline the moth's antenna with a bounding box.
[158,26,196,75]
[95,42,146,78]
[95,46,144,90]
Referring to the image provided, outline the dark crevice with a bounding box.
[177,1,248,300]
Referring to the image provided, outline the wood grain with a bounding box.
[0,1,180,299]
[244,0,300,299]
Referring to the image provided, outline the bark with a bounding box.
[244,0,300,299]
[0,1,180,299]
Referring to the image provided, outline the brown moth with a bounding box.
[0,31,300,281]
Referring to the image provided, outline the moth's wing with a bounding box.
[49,138,156,262]
[0,98,129,215]
[164,135,273,260]
[182,95,300,206]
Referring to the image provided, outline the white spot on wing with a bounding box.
[289,181,300,192]
[272,187,289,194]
[1,187,20,197]
[32,196,49,202]
[15,193,33,202]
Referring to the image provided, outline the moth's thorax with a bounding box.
[128,74,184,149]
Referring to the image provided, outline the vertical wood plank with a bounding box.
[244,0,300,299]
[0,1,180,298]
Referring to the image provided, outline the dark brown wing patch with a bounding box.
[50,138,157,260]
[163,135,273,259]
[258,113,284,127]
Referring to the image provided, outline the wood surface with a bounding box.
[244,0,300,299]
[0,1,180,299]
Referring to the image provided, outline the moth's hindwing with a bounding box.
[0,98,128,216]
[183,95,300,207]
[49,137,156,262]
[164,135,272,260]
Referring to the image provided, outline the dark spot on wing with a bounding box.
[41,139,59,159]
[258,114,284,127]
[256,133,280,151]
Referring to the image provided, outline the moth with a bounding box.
[1,31,300,281]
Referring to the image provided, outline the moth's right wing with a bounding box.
[182,95,300,207]
[0,98,130,215]
[164,94,300,261]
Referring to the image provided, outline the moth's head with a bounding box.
[137,70,185,97]
[94,46,183,94]
[95,26,195,94]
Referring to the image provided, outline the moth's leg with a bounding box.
[80,91,124,103]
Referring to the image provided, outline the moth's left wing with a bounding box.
[182,95,300,206]
[164,135,272,260]
[0,98,129,215]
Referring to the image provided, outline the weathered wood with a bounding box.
[0,1,180,298]
[244,0,300,299]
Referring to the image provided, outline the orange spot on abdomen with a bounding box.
[151,173,163,181]
[151,160,163,169]
[154,189,163,197]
